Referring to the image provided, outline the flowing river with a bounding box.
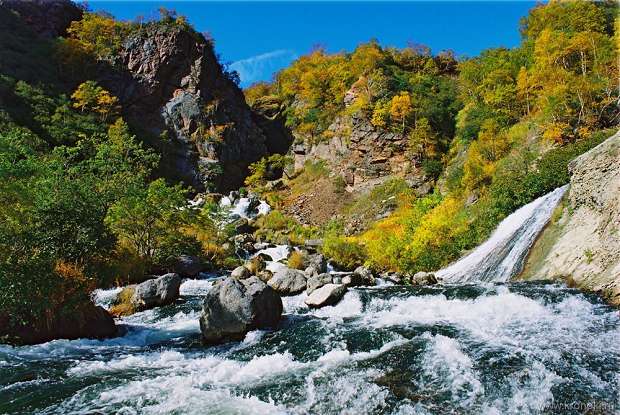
[1,189,619,414]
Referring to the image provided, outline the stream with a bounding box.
[1,190,619,414]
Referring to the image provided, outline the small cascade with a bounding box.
[254,244,291,272]
[219,193,272,220]
[437,185,568,283]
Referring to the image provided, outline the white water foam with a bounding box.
[179,278,214,296]
[437,185,567,283]
[419,333,484,406]
[92,286,123,308]
[254,244,291,273]
[220,196,271,220]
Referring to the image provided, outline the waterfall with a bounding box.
[436,185,568,283]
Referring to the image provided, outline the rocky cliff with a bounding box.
[291,86,432,195]
[2,0,290,192]
[103,25,289,192]
[0,0,83,38]
[520,130,620,306]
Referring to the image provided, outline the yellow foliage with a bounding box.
[71,81,120,121]
[389,92,413,130]
[109,287,137,317]
[288,251,306,270]
[67,12,129,59]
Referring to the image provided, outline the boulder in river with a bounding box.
[306,273,333,295]
[267,267,308,295]
[231,266,251,279]
[305,253,328,275]
[110,273,181,316]
[381,272,404,284]
[134,273,182,308]
[342,266,376,287]
[200,276,283,344]
[410,272,438,286]
[305,284,347,308]
[0,302,116,345]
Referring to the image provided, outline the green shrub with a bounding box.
[321,235,366,271]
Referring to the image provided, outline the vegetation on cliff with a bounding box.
[247,0,619,275]
[0,6,237,341]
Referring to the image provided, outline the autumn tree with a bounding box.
[71,81,120,121]
[390,92,414,132]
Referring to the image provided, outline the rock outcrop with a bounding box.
[0,0,82,38]
[292,112,431,194]
[200,276,282,344]
[100,24,290,192]
[0,303,116,345]
[521,130,620,306]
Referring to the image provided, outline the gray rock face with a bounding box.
[381,272,404,284]
[267,267,308,295]
[305,254,328,275]
[521,131,620,306]
[305,284,347,308]
[175,255,206,277]
[256,270,273,283]
[231,266,251,279]
[200,277,283,344]
[292,110,431,193]
[342,266,376,287]
[95,23,291,192]
[133,273,182,309]
[306,273,333,295]
[410,272,438,286]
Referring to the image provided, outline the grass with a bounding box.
[108,286,137,317]
[287,251,306,270]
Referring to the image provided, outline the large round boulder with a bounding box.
[305,284,347,308]
[267,267,307,295]
[133,273,182,309]
[200,276,283,345]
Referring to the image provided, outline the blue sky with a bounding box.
[88,1,537,87]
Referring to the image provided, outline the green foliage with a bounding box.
[321,235,366,271]
[253,210,319,245]
[67,12,130,59]
[245,154,291,188]
[71,81,120,121]
[105,179,190,264]
[257,42,459,149]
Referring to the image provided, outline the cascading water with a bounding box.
[437,185,568,283]
[2,185,619,415]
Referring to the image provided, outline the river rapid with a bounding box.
[1,190,619,414]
